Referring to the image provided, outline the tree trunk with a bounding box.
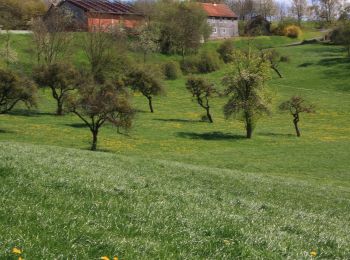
[272,66,283,78]
[56,100,64,116]
[206,107,213,123]
[147,96,154,113]
[246,122,253,139]
[245,112,253,138]
[91,129,98,151]
[293,114,301,137]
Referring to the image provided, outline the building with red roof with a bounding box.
[46,0,143,31]
[200,3,239,39]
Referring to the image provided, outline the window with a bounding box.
[221,28,226,34]
[212,27,217,33]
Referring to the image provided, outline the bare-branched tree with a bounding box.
[279,96,315,137]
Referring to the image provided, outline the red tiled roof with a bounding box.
[62,0,139,15]
[201,3,237,18]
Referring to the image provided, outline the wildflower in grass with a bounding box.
[223,239,230,245]
[12,247,22,254]
[18,257,23,260]
[113,257,118,260]
[101,256,109,260]
[310,250,317,257]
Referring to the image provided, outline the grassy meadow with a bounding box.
[0,32,349,258]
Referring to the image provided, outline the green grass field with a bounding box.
[0,32,349,258]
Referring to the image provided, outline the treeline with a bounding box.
[226,0,350,25]
[0,0,46,30]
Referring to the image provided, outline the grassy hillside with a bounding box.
[0,38,349,181]
[1,142,349,259]
[0,31,349,258]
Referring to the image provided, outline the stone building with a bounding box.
[201,3,239,39]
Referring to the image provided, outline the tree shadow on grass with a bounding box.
[8,109,55,117]
[66,123,88,129]
[177,131,245,141]
[154,118,205,123]
[317,57,350,67]
[298,62,314,68]
[0,129,14,134]
[259,132,295,138]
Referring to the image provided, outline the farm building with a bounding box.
[201,3,239,39]
[46,0,143,31]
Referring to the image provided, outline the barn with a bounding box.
[201,3,239,39]
[46,0,143,31]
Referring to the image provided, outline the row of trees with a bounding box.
[226,0,350,24]
[0,7,317,150]
[186,46,315,139]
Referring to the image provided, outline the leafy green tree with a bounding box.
[223,49,272,138]
[126,67,165,113]
[33,63,82,115]
[156,2,211,58]
[186,77,216,123]
[217,40,235,63]
[0,69,37,114]
[333,21,350,56]
[68,82,134,151]
[134,23,160,63]
[279,96,315,137]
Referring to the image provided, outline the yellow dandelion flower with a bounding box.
[310,251,317,257]
[113,257,119,260]
[101,257,110,260]
[18,257,24,260]
[12,247,22,255]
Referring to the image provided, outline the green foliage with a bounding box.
[180,51,221,74]
[0,68,37,114]
[186,76,216,123]
[68,82,134,150]
[0,0,46,29]
[180,56,200,74]
[163,61,181,80]
[272,18,299,36]
[329,21,350,56]
[133,23,160,63]
[245,16,271,36]
[223,49,272,138]
[197,51,221,74]
[156,2,211,56]
[126,66,165,113]
[280,96,315,137]
[217,40,235,63]
[33,62,81,115]
[283,25,302,39]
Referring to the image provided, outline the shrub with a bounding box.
[283,25,302,38]
[180,51,221,74]
[273,19,298,36]
[163,61,181,80]
[217,40,235,63]
[280,56,290,62]
[180,57,200,74]
[245,16,271,36]
[197,51,221,73]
